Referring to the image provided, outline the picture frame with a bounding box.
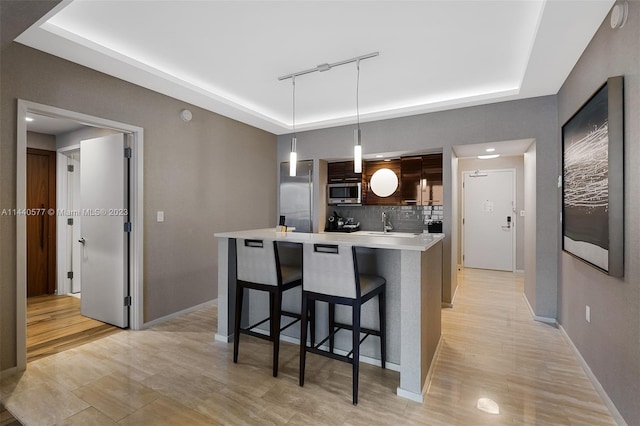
[562,76,624,277]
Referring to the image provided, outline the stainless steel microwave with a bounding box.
[327,182,362,205]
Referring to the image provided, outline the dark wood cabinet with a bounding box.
[363,160,402,205]
[400,156,422,205]
[327,160,362,183]
[421,153,443,206]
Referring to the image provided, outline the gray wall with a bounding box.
[1,43,276,370]
[278,95,558,314]
[458,156,525,271]
[26,131,56,150]
[557,3,640,424]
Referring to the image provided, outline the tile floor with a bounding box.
[0,268,616,425]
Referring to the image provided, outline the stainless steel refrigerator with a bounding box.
[279,160,313,233]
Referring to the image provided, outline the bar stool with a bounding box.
[299,243,386,405]
[234,238,302,377]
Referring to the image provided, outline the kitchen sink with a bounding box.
[357,231,421,238]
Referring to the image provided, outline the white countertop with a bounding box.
[214,228,444,251]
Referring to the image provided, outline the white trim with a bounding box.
[16,100,145,372]
[396,386,424,403]
[522,293,557,324]
[515,269,524,274]
[0,366,19,380]
[558,325,628,426]
[443,274,461,308]
[142,299,217,329]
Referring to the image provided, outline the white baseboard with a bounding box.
[396,335,444,403]
[396,386,424,403]
[558,325,627,426]
[0,366,19,379]
[522,293,557,324]
[142,299,217,329]
[442,283,459,308]
[515,269,524,274]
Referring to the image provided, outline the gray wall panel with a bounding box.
[557,3,640,424]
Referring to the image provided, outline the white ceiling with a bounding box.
[26,113,87,135]
[16,1,613,135]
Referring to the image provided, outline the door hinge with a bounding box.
[124,296,132,307]
[124,147,132,158]
[67,217,74,226]
[124,222,132,233]
[67,164,74,172]
[67,271,73,279]
[462,218,465,225]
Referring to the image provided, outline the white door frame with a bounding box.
[56,144,80,296]
[16,99,144,371]
[462,168,516,272]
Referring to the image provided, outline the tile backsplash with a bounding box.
[327,205,443,233]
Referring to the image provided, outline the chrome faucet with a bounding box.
[382,211,393,233]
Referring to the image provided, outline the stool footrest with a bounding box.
[333,321,382,338]
[306,346,353,365]
[241,311,302,337]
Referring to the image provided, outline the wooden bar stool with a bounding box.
[299,243,386,405]
[234,238,302,377]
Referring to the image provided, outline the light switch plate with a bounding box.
[519,210,525,217]
[157,211,164,222]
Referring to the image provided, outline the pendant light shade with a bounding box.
[289,137,297,176]
[353,129,362,173]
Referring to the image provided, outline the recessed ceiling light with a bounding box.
[375,154,384,158]
[478,154,500,159]
[25,117,34,122]
[485,148,495,152]
[384,159,391,162]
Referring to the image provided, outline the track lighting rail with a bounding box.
[278,52,379,81]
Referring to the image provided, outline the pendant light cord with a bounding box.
[292,76,296,138]
[356,59,360,132]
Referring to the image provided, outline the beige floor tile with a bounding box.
[3,381,89,426]
[55,407,118,426]
[117,396,213,426]
[71,372,159,422]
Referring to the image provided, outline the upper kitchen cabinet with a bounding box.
[399,154,443,206]
[421,153,443,206]
[401,156,422,205]
[327,160,362,183]
[363,159,402,205]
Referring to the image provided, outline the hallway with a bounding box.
[0,269,615,425]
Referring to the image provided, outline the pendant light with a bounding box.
[289,76,298,177]
[353,59,362,173]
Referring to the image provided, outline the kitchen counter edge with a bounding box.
[214,229,444,251]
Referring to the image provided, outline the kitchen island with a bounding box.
[214,229,444,402]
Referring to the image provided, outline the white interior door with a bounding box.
[80,134,129,328]
[463,169,515,271]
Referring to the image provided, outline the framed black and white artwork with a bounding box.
[562,76,624,277]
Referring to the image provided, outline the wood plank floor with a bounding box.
[1,269,616,425]
[27,295,121,363]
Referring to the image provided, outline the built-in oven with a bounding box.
[327,182,362,205]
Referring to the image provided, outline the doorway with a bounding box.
[462,169,516,271]
[26,148,56,297]
[16,100,144,371]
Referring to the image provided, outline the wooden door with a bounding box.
[27,148,56,297]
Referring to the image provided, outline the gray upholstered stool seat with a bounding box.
[234,238,302,377]
[299,242,387,405]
